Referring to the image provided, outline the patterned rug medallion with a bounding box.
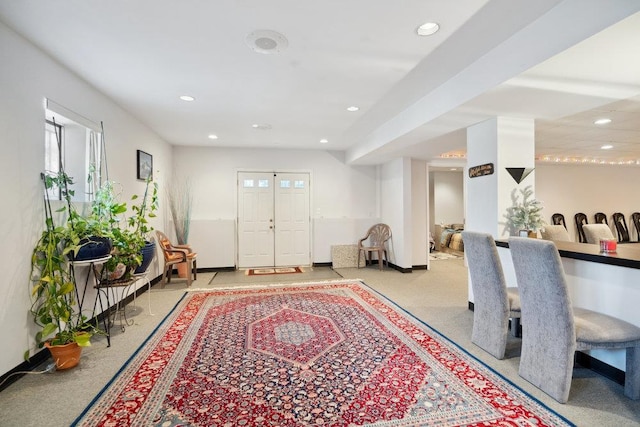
[246,266,304,276]
[73,281,573,426]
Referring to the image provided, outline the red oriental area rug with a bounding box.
[73,281,573,426]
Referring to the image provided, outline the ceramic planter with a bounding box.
[44,340,82,370]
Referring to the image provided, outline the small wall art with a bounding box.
[136,150,153,180]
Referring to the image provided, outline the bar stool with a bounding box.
[509,237,640,403]
[461,231,521,359]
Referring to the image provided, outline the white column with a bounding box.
[466,117,535,238]
[466,117,535,301]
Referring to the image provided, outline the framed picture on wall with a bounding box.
[136,150,153,180]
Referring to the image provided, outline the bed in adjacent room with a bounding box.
[434,223,465,255]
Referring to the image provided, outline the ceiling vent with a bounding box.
[246,30,288,54]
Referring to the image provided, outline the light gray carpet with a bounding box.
[0,260,638,426]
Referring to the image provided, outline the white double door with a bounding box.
[238,172,310,268]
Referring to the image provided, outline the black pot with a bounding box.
[134,240,156,274]
[72,236,113,261]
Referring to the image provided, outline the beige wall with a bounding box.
[536,163,640,242]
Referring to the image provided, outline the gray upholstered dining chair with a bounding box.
[582,223,615,244]
[461,231,521,359]
[509,237,640,403]
[540,225,571,242]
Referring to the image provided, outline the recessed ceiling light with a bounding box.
[208,134,218,140]
[416,22,440,36]
[601,144,613,150]
[179,95,195,101]
[346,106,359,112]
[594,118,612,125]
[450,168,457,171]
[320,139,328,144]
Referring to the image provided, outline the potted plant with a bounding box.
[505,185,545,237]
[28,172,101,369]
[130,177,158,273]
[106,177,158,280]
[46,171,116,262]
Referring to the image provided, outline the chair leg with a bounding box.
[192,259,197,280]
[511,318,521,338]
[357,249,361,269]
[378,249,383,270]
[625,346,640,400]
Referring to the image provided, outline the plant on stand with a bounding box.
[505,185,545,237]
[28,172,102,370]
[107,177,158,280]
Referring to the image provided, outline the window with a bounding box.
[45,120,63,175]
[44,120,63,200]
[258,179,269,188]
[45,99,105,202]
[294,180,305,189]
[243,179,255,188]
[280,180,291,188]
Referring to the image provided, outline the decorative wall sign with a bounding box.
[468,163,494,178]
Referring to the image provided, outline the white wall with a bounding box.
[536,164,640,242]
[171,147,380,266]
[0,22,172,375]
[380,158,412,269]
[411,159,428,267]
[432,171,464,225]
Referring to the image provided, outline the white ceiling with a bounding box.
[1,0,640,167]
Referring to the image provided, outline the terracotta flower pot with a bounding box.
[44,340,82,370]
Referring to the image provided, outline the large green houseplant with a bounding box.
[106,177,158,280]
[28,172,101,368]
